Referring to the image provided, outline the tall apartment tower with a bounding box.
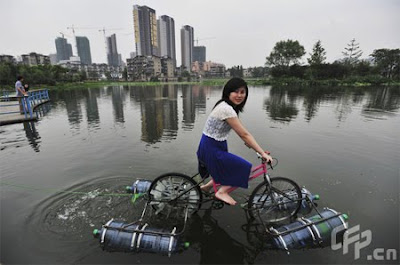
[133,5,159,57]
[55,37,73,62]
[157,15,176,66]
[181,25,194,71]
[76,36,92,65]
[107,34,121,67]
[193,46,206,62]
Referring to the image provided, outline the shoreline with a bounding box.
[2,78,400,91]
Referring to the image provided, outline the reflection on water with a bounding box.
[129,84,208,143]
[23,122,41,152]
[182,85,207,130]
[2,85,399,152]
[188,209,251,264]
[363,86,400,116]
[265,87,299,122]
[82,88,100,128]
[132,85,179,143]
[111,86,125,123]
[63,89,84,130]
[264,86,400,122]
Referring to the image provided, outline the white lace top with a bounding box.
[203,101,238,141]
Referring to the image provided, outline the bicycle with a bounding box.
[147,152,302,224]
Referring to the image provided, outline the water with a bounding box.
[1,84,399,264]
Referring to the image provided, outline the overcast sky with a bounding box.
[1,0,399,67]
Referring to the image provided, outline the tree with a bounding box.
[266,39,306,67]
[370,48,400,79]
[342,38,363,65]
[228,65,243,77]
[0,62,17,85]
[122,67,128,81]
[308,40,327,65]
[250,66,268,78]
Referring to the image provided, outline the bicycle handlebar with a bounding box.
[244,143,274,167]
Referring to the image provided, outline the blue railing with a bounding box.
[0,89,50,119]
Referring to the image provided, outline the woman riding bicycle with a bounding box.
[197,77,272,206]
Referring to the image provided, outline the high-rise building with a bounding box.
[55,37,73,62]
[133,5,159,57]
[157,15,176,66]
[181,25,194,71]
[107,34,121,67]
[76,36,92,65]
[193,46,206,63]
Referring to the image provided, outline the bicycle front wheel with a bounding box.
[148,173,202,218]
[248,177,302,223]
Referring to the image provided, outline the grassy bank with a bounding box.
[262,77,400,87]
[3,77,399,92]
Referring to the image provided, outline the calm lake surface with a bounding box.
[1,84,399,264]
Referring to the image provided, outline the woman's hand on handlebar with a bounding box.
[261,152,273,163]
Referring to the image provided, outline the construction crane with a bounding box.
[66,25,78,56]
[195,37,216,46]
[67,25,99,35]
[98,27,125,57]
[59,32,72,39]
[67,25,99,55]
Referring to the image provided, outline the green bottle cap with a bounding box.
[314,194,320,200]
[342,213,349,220]
[93,229,99,236]
[126,186,132,191]
[184,242,190,248]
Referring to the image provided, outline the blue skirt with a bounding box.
[197,134,252,188]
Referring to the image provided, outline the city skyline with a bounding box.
[0,0,399,67]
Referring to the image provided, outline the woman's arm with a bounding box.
[226,117,272,162]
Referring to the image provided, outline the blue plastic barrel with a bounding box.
[94,219,141,251]
[126,179,152,194]
[271,218,316,249]
[305,208,348,246]
[93,219,189,256]
[136,224,179,255]
[271,208,348,250]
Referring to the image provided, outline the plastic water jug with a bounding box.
[298,187,320,214]
[126,179,152,194]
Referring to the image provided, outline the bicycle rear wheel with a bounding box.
[148,173,202,218]
[248,177,301,223]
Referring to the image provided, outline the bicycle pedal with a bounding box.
[202,191,214,197]
[212,200,225,210]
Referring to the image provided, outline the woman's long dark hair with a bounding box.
[213,77,249,114]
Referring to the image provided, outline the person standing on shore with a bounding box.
[15,76,28,113]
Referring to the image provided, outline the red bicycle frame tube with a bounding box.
[211,161,268,193]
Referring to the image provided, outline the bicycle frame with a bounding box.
[147,157,275,208]
[211,160,271,194]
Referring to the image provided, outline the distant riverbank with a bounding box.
[48,77,400,90]
[2,77,399,92]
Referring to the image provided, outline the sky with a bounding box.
[1,0,399,68]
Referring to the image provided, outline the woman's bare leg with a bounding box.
[215,185,237,205]
[200,179,214,192]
